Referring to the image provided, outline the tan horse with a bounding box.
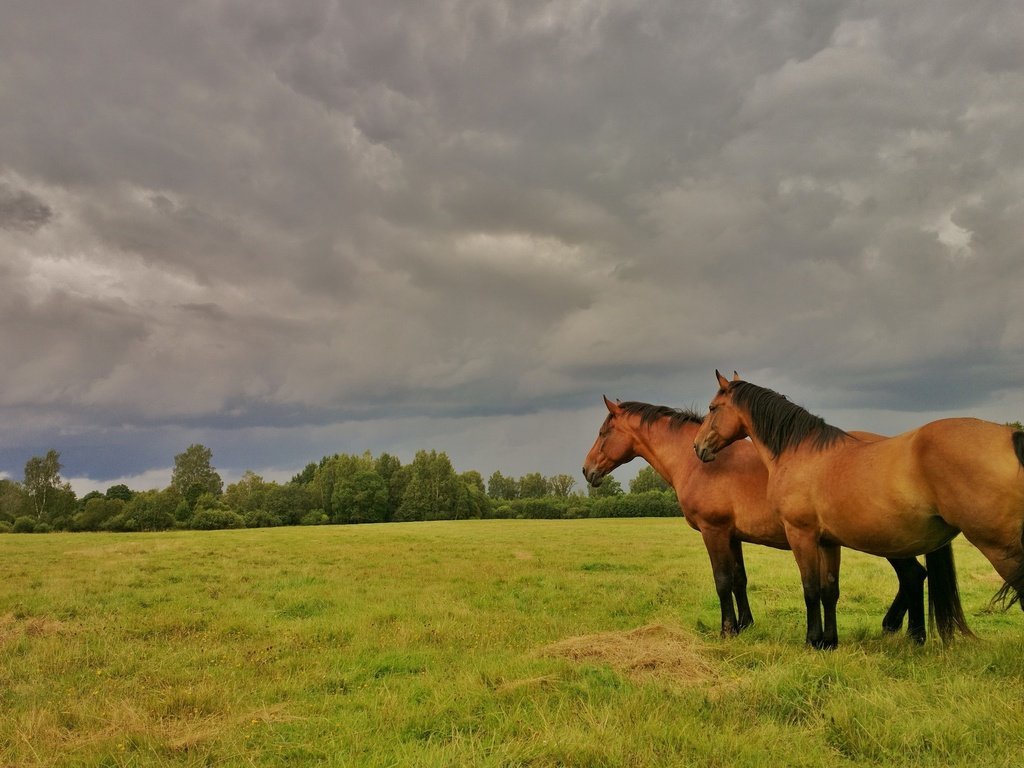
[583,396,959,642]
[693,371,1011,648]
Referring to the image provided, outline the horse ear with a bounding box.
[732,370,740,381]
[603,395,621,414]
[715,370,730,390]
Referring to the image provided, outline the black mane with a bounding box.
[728,381,847,457]
[618,401,704,431]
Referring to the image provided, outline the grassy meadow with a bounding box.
[2,518,1024,767]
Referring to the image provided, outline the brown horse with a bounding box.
[692,371,1013,648]
[583,396,957,642]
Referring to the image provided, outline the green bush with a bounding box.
[13,516,36,533]
[510,498,568,519]
[190,508,246,530]
[484,504,515,519]
[244,509,283,529]
[0,521,12,534]
[565,504,589,519]
[299,510,330,526]
[102,514,140,532]
[588,491,678,519]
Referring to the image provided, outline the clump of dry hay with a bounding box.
[0,612,69,644]
[543,624,718,684]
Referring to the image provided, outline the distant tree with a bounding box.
[24,449,73,521]
[263,482,316,526]
[313,452,374,518]
[588,475,624,498]
[171,444,223,507]
[519,472,550,499]
[73,497,124,531]
[396,450,460,522]
[0,479,30,523]
[333,469,388,524]
[105,484,135,502]
[118,488,178,531]
[487,471,519,501]
[190,494,245,530]
[78,490,104,509]
[460,470,486,494]
[454,475,491,520]
[224,470,266,515]
[548,474,577,498]
[1008,421,1023,431]
[291,462,317,485]
[374,453,405,521]
[630,466,670,494]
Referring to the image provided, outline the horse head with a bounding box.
[694,370,745,463]
[582,396,638,486]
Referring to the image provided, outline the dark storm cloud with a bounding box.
[1,0,1022,486]
[0,184,52,232]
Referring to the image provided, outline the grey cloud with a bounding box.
[1,0,1023,485]
[0,184,52,232]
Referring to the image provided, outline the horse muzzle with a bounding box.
[693,443,717,463]
[582,466,604,487]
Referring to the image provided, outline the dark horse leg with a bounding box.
[730,538,754,630]
[701,528,740,636]
[820,544,841,650]
[883,557,928,644]
[788,527,826,648]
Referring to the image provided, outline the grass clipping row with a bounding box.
[544,624,718,685]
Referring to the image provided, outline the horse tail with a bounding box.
[926,544,973,642]
[992,430,1024,611]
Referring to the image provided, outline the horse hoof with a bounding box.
[809,637,838,651]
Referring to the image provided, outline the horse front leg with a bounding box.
[819,544,841,650]
[700,528,739,636]
[730,538,754,630]
[884,557,927,644]
[786,526,825,648]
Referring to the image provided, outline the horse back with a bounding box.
[909,418,1024,513]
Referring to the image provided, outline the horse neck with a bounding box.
[734,408,781,472]
[628,417,700,486]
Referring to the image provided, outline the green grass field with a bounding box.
[3,519,1024,767]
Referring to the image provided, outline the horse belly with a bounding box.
[822,506,957,558]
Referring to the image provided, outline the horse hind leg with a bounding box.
[990,540,1024,613]
[884,557,927,644]
[996,431,1024,610]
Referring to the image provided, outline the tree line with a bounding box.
[0,444,678,533]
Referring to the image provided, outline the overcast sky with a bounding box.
[2,0,1023,494]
